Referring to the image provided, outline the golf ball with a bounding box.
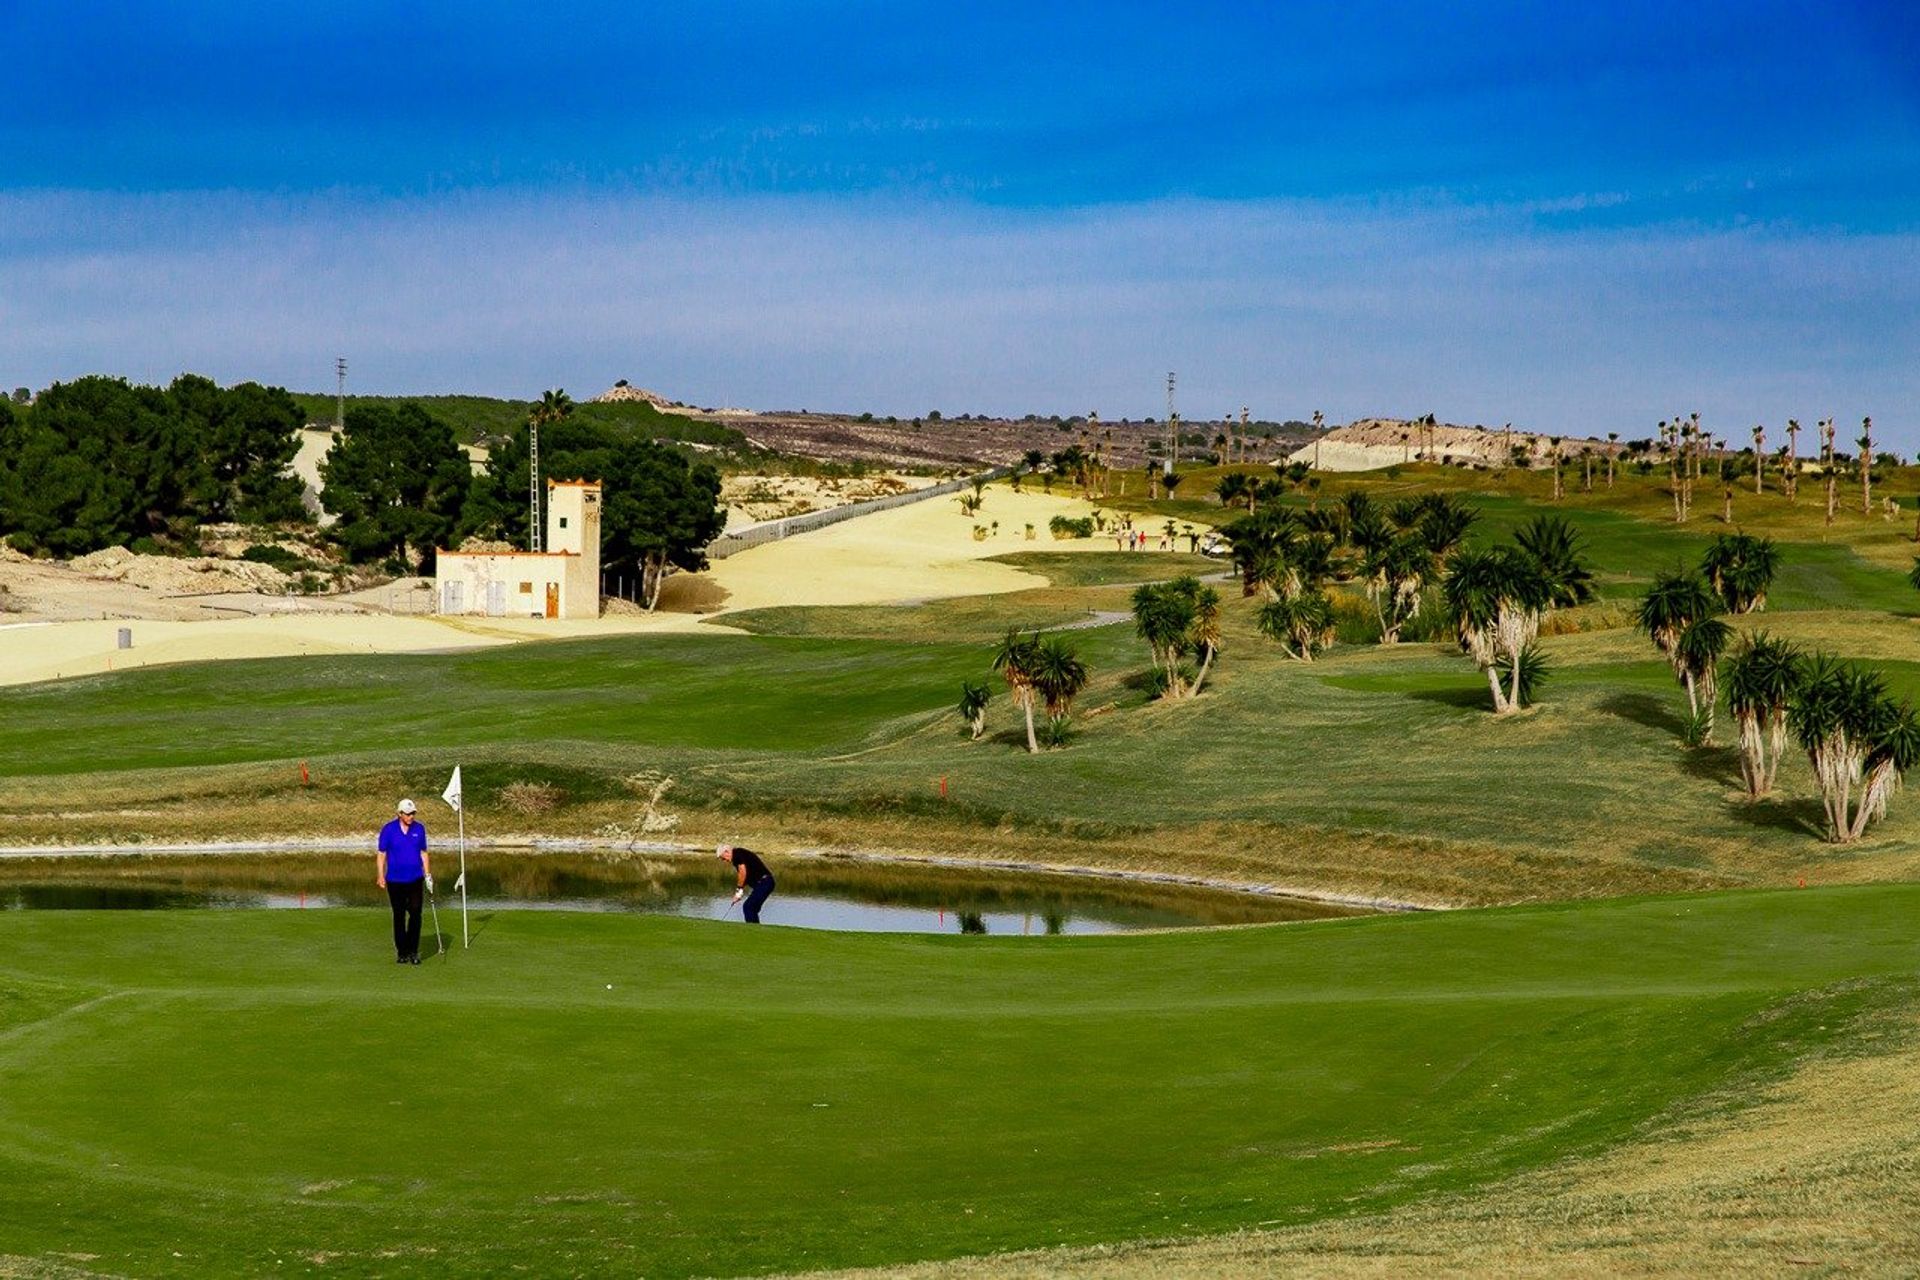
[605,984,613,990]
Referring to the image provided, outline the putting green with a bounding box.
[2,886,1916,1276]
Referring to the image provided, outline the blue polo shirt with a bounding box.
[378,818,428,883]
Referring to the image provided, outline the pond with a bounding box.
[0,851,1368,935]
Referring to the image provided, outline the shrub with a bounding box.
[1144,663,1198,699]
[499,781,563,815]
[1048,515,1096,540]
[242,543,307,571]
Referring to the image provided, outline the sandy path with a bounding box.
[0,611,731,687]
[704,485,1147,611]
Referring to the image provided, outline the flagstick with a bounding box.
[458,800,469,949]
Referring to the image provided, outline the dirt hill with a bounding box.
[1286,419,1621,472]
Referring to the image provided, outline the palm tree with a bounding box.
[527,388,574,551]
[1821,418,1837,525]
[1751,424,1765,494]
[1131,577,1219,697]
[1859,417,1875,515]
[1029,636,1090,742]
[957,680,991,741]
[1605,432,1619,486]
[992,630,1043,753]
[1364,535,1434,644]
[1637,570,1723,741]
[1856,699,1920,841]
[1789,656,1919,842]
[1256,592,1335,661]
[1637,570,1717,667]
[1412,492,1477,561]
[1131,582,1194,697]
[1161,470,1184,498]
[1701,533,1779,614]
[1673,616,1731,744]
[1514,515,1596,607]
[1723,634,1804,798]
[1910,558,1920,594]
[1215,473,1255,510]
[1783,420,1800,501]
[1443,546,1552,714]
[1188,583,1223,694]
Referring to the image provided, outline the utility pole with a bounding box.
[333,357,347,432]
[1164,372,1177,475]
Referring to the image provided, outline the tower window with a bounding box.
[558,517,569,529]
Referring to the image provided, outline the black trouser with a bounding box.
[743,875,775,924]
[387,879,425,958]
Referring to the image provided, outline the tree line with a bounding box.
[0,375,307,555]
[0,377,726,608]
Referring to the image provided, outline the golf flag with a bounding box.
[443,764,471,948]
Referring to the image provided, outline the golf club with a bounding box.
[426,882,445,957]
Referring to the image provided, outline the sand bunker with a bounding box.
[703,485,1175,612]
[0,611,730,688]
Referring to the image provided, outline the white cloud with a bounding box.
[0,189,1914,447]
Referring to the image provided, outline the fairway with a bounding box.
[2,887,1916,1277]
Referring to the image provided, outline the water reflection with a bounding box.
[0,852,1367,935]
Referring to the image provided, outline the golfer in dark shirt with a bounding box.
[377,799,433,963]
[717,844,775,923]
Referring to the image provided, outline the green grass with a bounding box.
[1,887,1915,1276]
[0,635,981,775]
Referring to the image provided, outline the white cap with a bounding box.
[397,798,417,814]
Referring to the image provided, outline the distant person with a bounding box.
[717,844,776,923]
[376,799,433,964]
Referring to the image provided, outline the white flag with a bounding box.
[441,765,463,813]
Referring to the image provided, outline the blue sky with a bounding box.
[3,1,1917,442]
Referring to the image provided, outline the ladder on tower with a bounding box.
[529,423,542,552]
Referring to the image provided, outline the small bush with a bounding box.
[242,543,307,571]
[499,781,563,815]
[1048,515,1096,540]
[1144,663,1198,699]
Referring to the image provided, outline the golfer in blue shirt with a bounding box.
[376,799,433,964]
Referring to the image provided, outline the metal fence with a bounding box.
[706,466,1012,559]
